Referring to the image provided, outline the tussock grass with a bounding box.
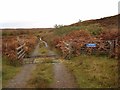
[63,55,118,88]
[27,60,53,88]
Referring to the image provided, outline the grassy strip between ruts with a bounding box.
[63,55,118,88]
[2,56,22,87]
[27,59,54,88]
[39,47,48,55]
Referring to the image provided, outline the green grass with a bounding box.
[39,41,49,55]
[39,47,49,55]
[63,55,118,88]
[27,59,53,88]
[2,56,22,87]
[54,24,102,36]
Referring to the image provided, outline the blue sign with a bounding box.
[86,44,96,47]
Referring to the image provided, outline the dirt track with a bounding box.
[5,41,78,88]
[5,43,40,88]
[5,64,36,88]
[50,60,78,88]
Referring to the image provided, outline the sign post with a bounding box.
[86,43,96,47]
[86,43,97,55]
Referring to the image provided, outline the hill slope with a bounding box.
[70,15,119,30]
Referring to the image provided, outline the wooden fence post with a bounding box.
[115,38,119,59]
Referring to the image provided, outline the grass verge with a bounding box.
[2,56,22,87]
[27,59,53,88]
[0,56,2,89]
[63,55,118,88]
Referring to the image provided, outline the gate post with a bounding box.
[115,38,119,59]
